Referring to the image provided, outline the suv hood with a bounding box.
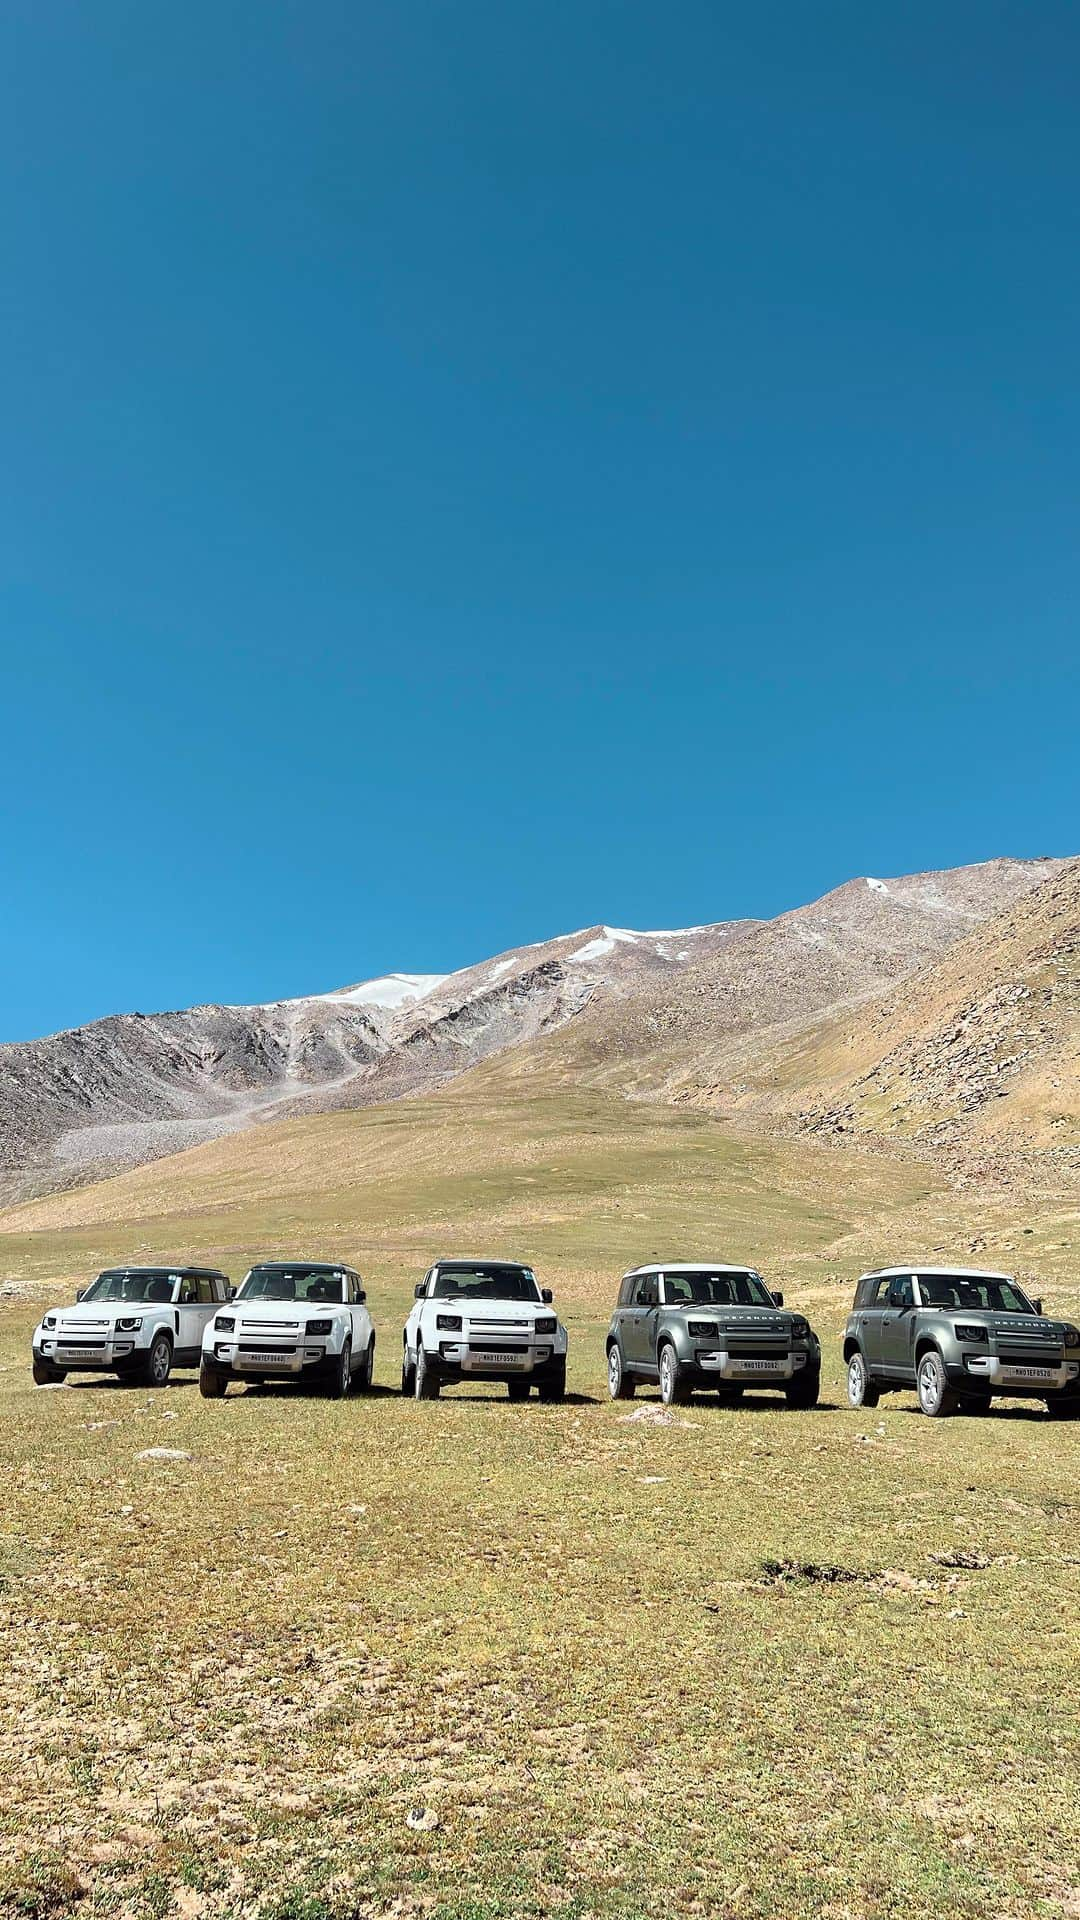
[432,1298,552,1324]
[231,1299,346,1321]
[47,1302,169,1326]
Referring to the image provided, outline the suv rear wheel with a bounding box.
[607,1343,634,1400]
[916,1349,959,1418]
[658,1343,691,1407]
[846,1350,879,1409]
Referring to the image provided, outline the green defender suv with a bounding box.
[606,1262,821,1408]
[844,1266,1080,1418]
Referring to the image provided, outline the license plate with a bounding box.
[466,1350,526,1369]
[236,1351,297,1369]
[59,1349,101,1363]
[1005,1365,1053,1380]
[733,1358,784,1373]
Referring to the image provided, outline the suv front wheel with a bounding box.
[916,1349,959,1418]
[658,1344,691,1407]
[785,1368,820,1410]
[846,1349,879,1409]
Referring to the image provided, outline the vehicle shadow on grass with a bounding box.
[62,1376,197,1392]
[894,1402,1059,1424]
[629,1393,844,1414]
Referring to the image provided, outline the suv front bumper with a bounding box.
[203,1338,332,1379]
[425,1340,559,1382]
[691,1349,812,1384]
[957,1355,1077,1392]
[32,1337,143,1374]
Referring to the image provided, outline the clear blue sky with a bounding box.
[3,2,1078,1041]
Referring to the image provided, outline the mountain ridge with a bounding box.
[0,856,1067,1203]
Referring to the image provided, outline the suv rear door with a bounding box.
[857,1275,892,1369]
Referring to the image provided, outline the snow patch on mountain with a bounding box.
[324,972,448,1010]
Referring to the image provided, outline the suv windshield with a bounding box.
[916,1275,1037,1315]
[82,1270,181,1305]
[239,1267,347,1304]
[661,1272,775,1308]
[431,1265,541,1303]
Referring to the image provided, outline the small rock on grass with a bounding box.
[405,1807,440,1832]
[136,1446,193,1463]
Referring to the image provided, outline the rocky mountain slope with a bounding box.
[0,857,1065,1202]
[792,859,1080,1160]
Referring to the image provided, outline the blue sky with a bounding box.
[3,1,1077,1041]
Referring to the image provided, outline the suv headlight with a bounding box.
[534,1316,557,1335]
[117,1316,142,1332]
[687,1320,719,1339]
[214,1314,235,1332]
[954,1323,988,1343]
[788,1315,810,1340]
[43,1315,56,1329]
[306,1318,332,1337]
[436,1314,463,1332]
[1064,1325,1080,1349]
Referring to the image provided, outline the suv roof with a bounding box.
[432,1257,533,1270]
[624,1261,757,1277]
[859,1264,1014,1282]
[100,1264,227,1277]
[249,1260,355,1273]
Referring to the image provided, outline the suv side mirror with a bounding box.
[414,1281,427,1300]
[1032,1297,1043,1317]
[771,1290,784,1308]
[225,1284,236,1301]
[541,1287,553,1303]
[75,1288,86,1303]
[356,1288,366,1304]
[887,1283,909,1309]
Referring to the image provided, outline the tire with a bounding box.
[537,1363,566,1404]
[1045,1396,1080,1420]
[785,1368,820,1410]
[607,1343,635,1401]
[357,1338,375,1394]
[716,1387,743,1406]
[658,1343,691,1408]
[846,1349,879,1410]
[32,1360,66,1385]
[325,1339,352,1400]
[143,1333,173,1389]
[507,1378,531,1403]
[199,1365,227,1399]
[959,1392,992,1416]
[916,1349,959,1418]
[400,1349,415,1396]
[414,1347,440,1399]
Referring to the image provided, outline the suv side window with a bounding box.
[889,1276,914,1308]
[195,1276,216,1304]
[864,1277,892,1309]
[617,1276,635,1307]
[178,1275,198,1305]
[634,1274,659,1308]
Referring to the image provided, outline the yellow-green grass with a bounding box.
[1,1085,1077,1920]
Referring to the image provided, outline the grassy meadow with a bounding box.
[1,1081,1078,1920]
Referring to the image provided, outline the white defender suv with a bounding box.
[200,1259,374,1399]
[402,1258,568,1401]
[32,1266,233,1387]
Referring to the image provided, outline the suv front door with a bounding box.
[879,1275,917,1378]
[626,1273,660,1373]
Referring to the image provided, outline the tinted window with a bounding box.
[431,1266,542,1302]
[239,1267,347,1304]
[617,1276,635,1307]
[889,1276,914,1308]
[660,1271,773,1308]
[916,1274,1035,1314]
[632,1274,659,1307]
[862,1277,892,1309]
[82,1270,180,1305]
[195,1276,217,1304]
